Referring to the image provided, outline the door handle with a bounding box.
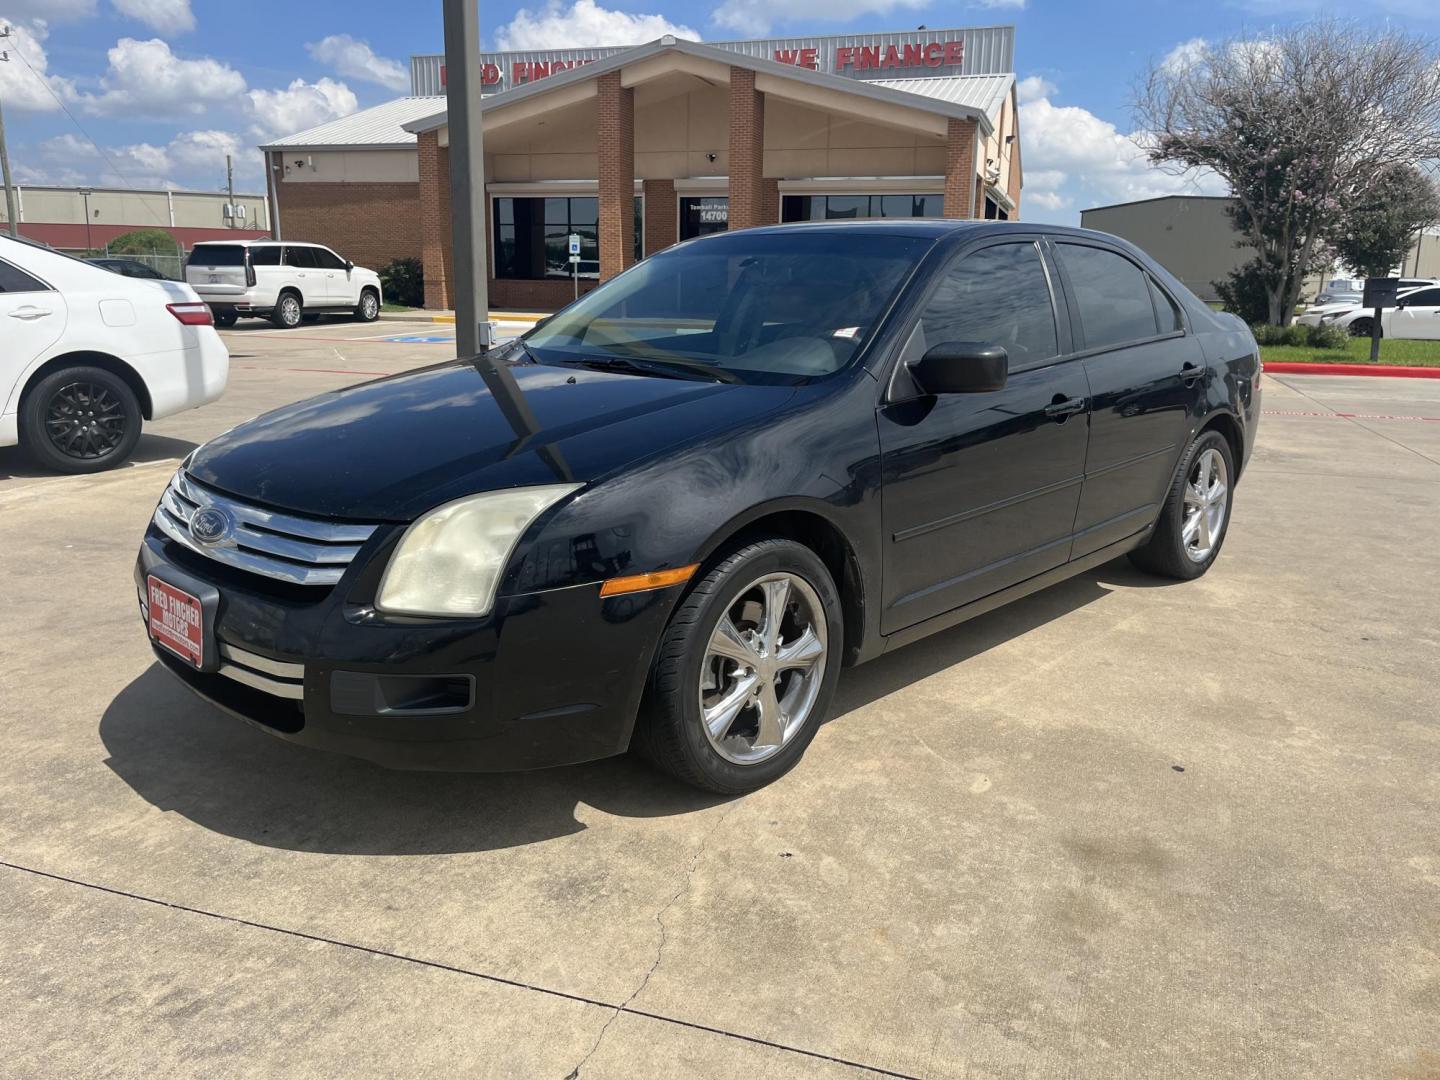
[8,306,52,320]
[1044,395,1086,421]
[1180,361,1204,384]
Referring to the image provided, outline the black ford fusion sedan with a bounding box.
[136,220,1260,794]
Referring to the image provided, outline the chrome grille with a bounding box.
[153,469,379,586]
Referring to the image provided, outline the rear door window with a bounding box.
[189,245,245,267]
[285,246,318,269]
[1056,243,1161,351]
[0,258,49,293]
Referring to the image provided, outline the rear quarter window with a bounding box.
[189,246,246,267]
[249,247,281,266]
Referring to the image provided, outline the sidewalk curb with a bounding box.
[1264,362,1440,379]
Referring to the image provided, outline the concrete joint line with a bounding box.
[0,857,919,1080]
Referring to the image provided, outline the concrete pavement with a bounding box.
[2,329,1438,1077]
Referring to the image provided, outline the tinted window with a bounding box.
[525,231,929,382]
[917,242,1058,368]
[313,247,347,270]
[285,246,318,269]
[781,193,943,222]
[0,258,48,293]
[493,196,599,279]
[249,246,281,266]
[1149,277,1184,333]
[1402,287,1440,307]
[1057,244,1160,350]
[189,245,245,267]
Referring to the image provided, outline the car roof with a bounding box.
[191,239,304,247]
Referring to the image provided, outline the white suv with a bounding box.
[186,240,383,329]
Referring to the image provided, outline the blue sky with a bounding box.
[0,0,1427,223]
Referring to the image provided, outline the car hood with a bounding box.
[186,355,795,521]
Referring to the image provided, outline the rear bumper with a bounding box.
[142,336,230,420]
[135,526,674,772]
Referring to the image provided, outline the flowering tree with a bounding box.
[1137,22,1440,324]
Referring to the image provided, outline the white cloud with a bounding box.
[711,0,923,35]
[1016,76,1056,105]
[974,0,1025,6]
[1017,81,1226,224]
[497,0,698,49]
[28,127,258,189]
[0,19,80,111]
[306,34,408,91]
[77,37,245,115]
[1160,37,1208,75]
[110,0,195,33]
[246,77,357,139]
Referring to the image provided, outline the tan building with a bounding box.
[262,27,1023,310]
[0,184,270,253]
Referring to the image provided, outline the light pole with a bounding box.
[442,0,492,354]
[0,27,19,239]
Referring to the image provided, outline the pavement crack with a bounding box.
[564,802,739,1079]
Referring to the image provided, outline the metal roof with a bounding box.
[259,97,445,151]
[872,73,1013,126]
[401,38,1007,139]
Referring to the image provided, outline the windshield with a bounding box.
[523,230,930,384]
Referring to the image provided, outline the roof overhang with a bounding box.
[401,37,994,139]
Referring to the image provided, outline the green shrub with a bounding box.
[1214,260,1274,326]
[379,257,424,308]
[1249,322,1348,349]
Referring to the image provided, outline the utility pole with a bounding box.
[0,27,19,239]
[225,153,235,229]
[442,0,492,354]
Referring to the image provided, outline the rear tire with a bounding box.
[1129,430,1234,580]
[272,292,303,329]
[213,310,238,328]
[634,538,843,794]
[354,288,380,323]
[20,365,143,474]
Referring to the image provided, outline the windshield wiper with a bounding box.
[563,354,743,384]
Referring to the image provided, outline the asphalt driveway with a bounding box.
[2,330,1438,1078]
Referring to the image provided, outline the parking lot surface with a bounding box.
[3,324,1438,1078]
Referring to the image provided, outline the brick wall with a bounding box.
[418,130,454,310]
[643,179,677,256]
[728,68,767,231]
[943,117,980,219]
[597,72,635,280]
[277,180,420,273]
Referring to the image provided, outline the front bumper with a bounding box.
[135,525,675,771]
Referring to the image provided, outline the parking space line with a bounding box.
[1262,409,1440,423]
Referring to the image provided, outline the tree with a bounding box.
[106,228,179,257]
[1137,21,1440,324]
[1326,164,1440,278]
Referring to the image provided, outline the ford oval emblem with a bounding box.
[189,506,235,546]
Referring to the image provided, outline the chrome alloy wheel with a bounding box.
[1183,447,1229,563]
[361,291,379,319]
[699,572,828,765]
[278,295,301,326]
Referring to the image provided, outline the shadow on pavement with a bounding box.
[100,563,1119,857]
[0,434,197,480]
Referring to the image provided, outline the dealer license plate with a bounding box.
[147,575,204,668]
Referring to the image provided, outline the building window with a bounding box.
[493,196,598,279]
[492,195,644,279]
[680,196,728,240]
[983,196,1008,221]
[781,194,943,222]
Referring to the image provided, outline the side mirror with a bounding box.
[532,315,553,330]
[345,260,354,271]
[911,341,1008,394]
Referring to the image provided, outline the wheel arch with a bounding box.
[1197,409,1244,480]
[19,351,153,420]
[692,501,868,665]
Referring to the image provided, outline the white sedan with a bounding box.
[1,236,228,473]
[1298,284,1440,339]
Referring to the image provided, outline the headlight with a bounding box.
[376,485,581,617]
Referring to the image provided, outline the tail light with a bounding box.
[168,302,214,326]
[245,252,256,288]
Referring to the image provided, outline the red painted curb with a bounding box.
[1263,361,1440,379]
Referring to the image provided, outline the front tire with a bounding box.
[271,292,303,329]
[1348,317,1378,338]
[1129,430,1234,580]
[354,288,380,322]
[635,538,843,794]
[20,366,142,474]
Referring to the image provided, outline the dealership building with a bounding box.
[261,26,1023,309]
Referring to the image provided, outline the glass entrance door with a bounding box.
[680,196,728,240]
